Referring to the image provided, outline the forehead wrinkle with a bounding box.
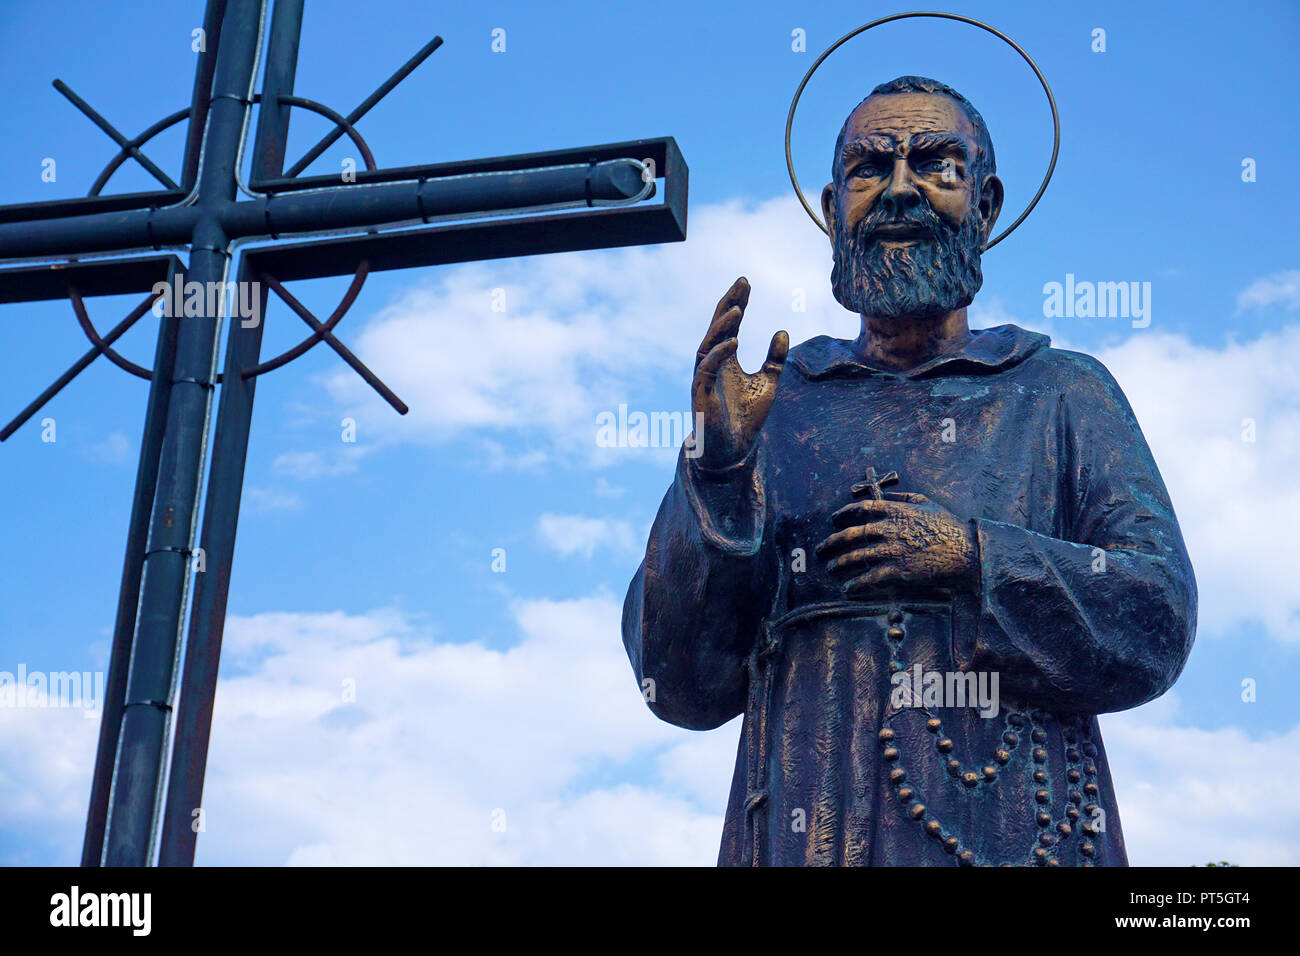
[855,94,976,128]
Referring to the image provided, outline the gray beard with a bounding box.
[831,205,985,321]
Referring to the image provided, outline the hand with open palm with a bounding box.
[690,277,789,470]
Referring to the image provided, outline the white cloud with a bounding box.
[245,486,304,513]
[5,601,1291,867]
[0,687,101,865]
[322,197,858,465]
[193,598,725,865]
[270,448,362,480]
[1236,269,1300,313]
[536,512,643,559]
[1090,326,1300,644]
[1101,700,1300,866]
[3,600,724,866]
[83,431,131,465]
[654,729,738,811]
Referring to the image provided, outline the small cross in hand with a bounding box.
[851,466,899,501]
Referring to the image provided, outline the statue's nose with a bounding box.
[881,158,922,216]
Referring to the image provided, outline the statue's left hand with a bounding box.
[814,492,978,596]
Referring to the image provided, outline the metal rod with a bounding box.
[256,136,672,194]
[0,160,648,260]
[263,271,407,413]
[277,95,376,170]
[281,34,443,179]
[242,260,368,378]
[248,0,303,183]
[156,0,305,867]
[81,261,183,866]
[182,0,228,191]
[52,80,180,191]
[0,189,185,227]
[68,286,153,379]
[102,0,263,866]
[157,260,267,866]
[0,291,157,441]
[90,109,192,198]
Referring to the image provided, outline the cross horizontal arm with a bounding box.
[0,189,186,227]
[0,156,649,261]
[0,254,181,304]
[246,136,688,281]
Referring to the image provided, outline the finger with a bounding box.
[696,306,743,369]
[760,330,789,381]
[697,280,750,366]
[712,276,751,325]
[824,543,902,576]
[883,491,932,505]
[831,498,906,528]
[693,337,738,394]
[814,524,883,559]
[843,565,902,596]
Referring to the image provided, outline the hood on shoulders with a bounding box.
[789,324,1052,380]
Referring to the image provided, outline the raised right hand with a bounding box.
[690,277,789,469]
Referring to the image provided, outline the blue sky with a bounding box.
[1,0,1298,865]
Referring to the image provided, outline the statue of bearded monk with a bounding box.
[622,75,1197,867]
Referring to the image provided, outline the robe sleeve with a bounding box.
[952,354,1197,714]
[622,439,775,730]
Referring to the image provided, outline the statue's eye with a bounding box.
[919,158,951,174]
[852,162,885,178]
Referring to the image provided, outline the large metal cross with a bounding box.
[0,0,687,867]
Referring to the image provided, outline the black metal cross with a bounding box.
[0,0,687,867]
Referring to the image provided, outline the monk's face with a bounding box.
[821,92,1002,321]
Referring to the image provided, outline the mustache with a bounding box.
[853,203,949,242]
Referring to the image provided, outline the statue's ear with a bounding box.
[820,182,838,244]
[978,174,1004,244]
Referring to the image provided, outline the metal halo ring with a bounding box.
[784,11,1060,252]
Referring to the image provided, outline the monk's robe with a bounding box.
[622,324,1197,866]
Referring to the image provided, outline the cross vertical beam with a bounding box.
[81,0,226,866]
[158,260,270,866]
[101,0,264,866]
[157,0,303,867]
[181,0,227,191]
[80,260,184,866]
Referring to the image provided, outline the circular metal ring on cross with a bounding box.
[89,108,191,197]
[273,95,378,172]
[248,94,380,379]
[68,285,157,380]
[84,96,382,381]
[784,11,1060,252]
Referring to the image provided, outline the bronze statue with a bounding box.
[622,76,1197,866]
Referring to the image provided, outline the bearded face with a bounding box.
[830,192,986,321]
